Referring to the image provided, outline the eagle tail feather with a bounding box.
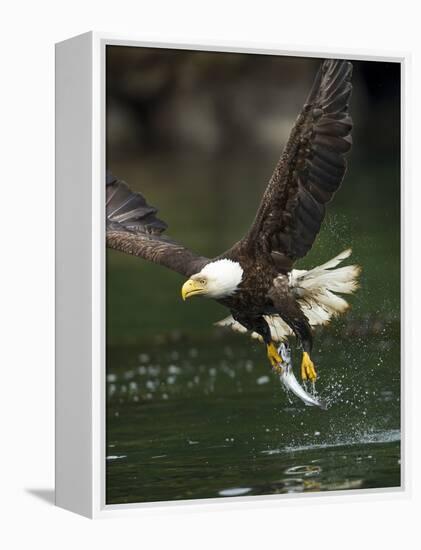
[291,248,361,323]
[214,315,292,343]
[215,249,360,343]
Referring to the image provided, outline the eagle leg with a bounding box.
[267,342,284,374]
[299,332,317,381]
[268,288,318,381]
[232,312,283,374]
[301,351,317,381]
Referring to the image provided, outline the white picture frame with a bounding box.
[55,31,408,519]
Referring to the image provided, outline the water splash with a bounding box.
[283,428,400,453]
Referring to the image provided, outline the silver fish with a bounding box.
[277,343,327,410]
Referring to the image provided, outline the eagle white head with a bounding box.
[181,259,244,300]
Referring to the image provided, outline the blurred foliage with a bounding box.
[107,47,400,160]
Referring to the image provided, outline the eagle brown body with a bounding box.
[106,59,356,380]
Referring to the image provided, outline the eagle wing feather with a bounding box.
[230,59,353,270]
[106,173,209,277]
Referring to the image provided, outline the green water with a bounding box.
[106,154,400,504]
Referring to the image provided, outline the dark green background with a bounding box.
[106,48,400,504]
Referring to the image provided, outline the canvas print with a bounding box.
[105,46,400,505]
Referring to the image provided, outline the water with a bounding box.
[106,154,400,504]
[106,329,400,504]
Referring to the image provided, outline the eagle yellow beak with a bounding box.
[181,279,206,300]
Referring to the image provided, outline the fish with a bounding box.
[277,342,327,410]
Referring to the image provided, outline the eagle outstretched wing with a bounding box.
[232,59,353,271]
[106,172,209,277]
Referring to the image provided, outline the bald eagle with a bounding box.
[107,59,360,381]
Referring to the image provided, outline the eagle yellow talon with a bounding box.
[301,352,317,381]
[267,342,283,374]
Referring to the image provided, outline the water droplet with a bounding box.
[284,465,321,477]
[219,487,251,497]
[168,364,180,374]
